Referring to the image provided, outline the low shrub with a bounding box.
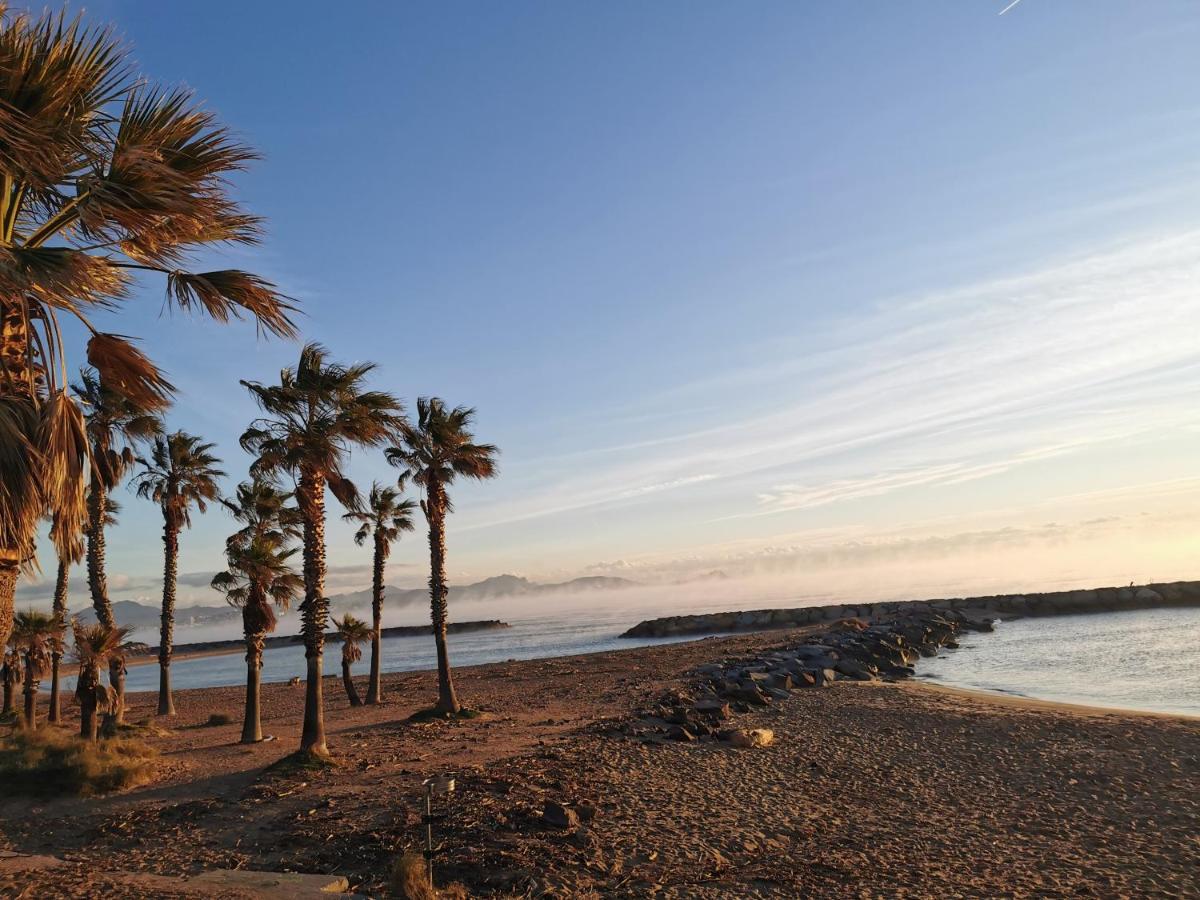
[204,712,235,727]
[0,728,157,797]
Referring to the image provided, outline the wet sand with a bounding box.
[1,627,1197,897]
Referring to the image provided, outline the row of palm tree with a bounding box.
[0,5,501,763]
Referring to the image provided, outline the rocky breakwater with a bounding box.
[624,607,992,748]
[620,579,1200,640]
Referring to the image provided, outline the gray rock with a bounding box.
[543,800,581,829]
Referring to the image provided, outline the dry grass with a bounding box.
[0,727,157,797]
[388,852,469,899]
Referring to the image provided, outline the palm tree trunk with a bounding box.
[366,534,385,704]
[157,517,179,716]
[21,655,36,729]
[0,301,33,654]
[298,470,330,757]
[427,482,460,714]
[48,556,69,723]
[342,657,362,706]
[2,662,14,716]
[79,669,99,741]
[242,628,265,744]
[0,560,16,659]
[87,483,125,725]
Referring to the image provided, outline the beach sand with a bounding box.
[1,627,1197,897]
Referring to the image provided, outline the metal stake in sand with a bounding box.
[422,775,455,884]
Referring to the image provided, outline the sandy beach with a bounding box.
[2,625,1197,898]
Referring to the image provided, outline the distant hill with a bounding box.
[74,599,235,628]
[79,574,640,628]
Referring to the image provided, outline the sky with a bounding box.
[18,1,1200,614]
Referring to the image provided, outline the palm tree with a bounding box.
[342,480,417,703]
[333,613,372,707]
[1,646,17,717]
[76,368,160,724]
[11,609,62,729]
[211,479,302,744]
[240,345,403,757]
[46,508,84,723]
[0,6,295,657]
[132,431,223,716]
[386,399,498,714]
[71,619,132,741]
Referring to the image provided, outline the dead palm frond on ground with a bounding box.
[387,398,498,714]
[0,3,295,654]
[342,479,416,703]
[240,343,403,758]
[132,430,223,716]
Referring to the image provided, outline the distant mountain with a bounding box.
[74,599,236,628]
[83,574,640,628]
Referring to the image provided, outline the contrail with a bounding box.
[998,0,1024,14]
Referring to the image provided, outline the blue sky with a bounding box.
[22,1,1200,610]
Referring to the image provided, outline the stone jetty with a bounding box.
[625,605,1001,748]
[620,580,1200,639]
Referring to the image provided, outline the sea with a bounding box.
[918,606,1200,716]
[64,593,1200,717]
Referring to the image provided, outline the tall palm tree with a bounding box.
[11,609,61,729]
[240,344,403,757]
[387,398,498,714]
[71,619,131,741]
[333,613,372,707]
[212,479,302,744]
[47,509,83,723]
[342,479,417,703]
[1,645,17,717]
[0,6,295,656]
[133,431,223,716]
[76,368,159,723]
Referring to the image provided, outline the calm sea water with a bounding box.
[918,607,1200,716]
[65,597,1200,717]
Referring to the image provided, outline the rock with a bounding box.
[666,724,695,742]
[576,801,598,822]
[737,685,770,706]
[694,700,732,720]
[726,728,774,748]
[543,800,581,829]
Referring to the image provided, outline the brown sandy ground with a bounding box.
[0,628,1197,898]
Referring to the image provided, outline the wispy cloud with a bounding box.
[461,230,1200,532]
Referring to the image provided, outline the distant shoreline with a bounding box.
[59,619,512,675]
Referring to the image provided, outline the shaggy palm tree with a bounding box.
[133,431,223,716]
[11,609,61,728]
[71,619,131,741]
[1,644,17,717]
[387,398,498,714]
[333,613,372,707]
[342,479,416,703]
[240,344,403,758]
[0,5,295,656]
[76,368,159,723]
[212,479,302,744]
[46,510,83,723]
